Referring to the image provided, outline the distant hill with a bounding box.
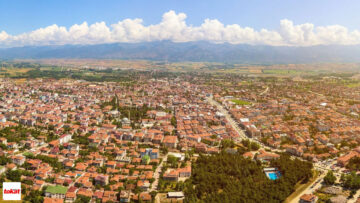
[1,41,360,64]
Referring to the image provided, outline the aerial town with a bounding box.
[2,1,360,202]
[0,66,359,203]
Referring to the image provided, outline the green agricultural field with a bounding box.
[262,69,325,76]
[345,82,360,88]
[263,69,304,74]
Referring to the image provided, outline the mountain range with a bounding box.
[1,41,360,64]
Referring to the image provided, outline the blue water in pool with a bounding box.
[267,172,279,180]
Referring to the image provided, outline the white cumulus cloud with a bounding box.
[1,10,360,47]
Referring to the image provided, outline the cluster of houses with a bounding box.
[217,88,360,162]
[0,78,249,202]
[2,74,360,202]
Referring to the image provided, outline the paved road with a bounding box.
[260,86,269,96]
[289,160,337,203]
[348,189,360,203]
[206,97,247,141]
[289,172,324,203]
[150,153,168,192]
[206,96,268,149]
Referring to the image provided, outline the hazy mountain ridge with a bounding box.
[1,41,360,64]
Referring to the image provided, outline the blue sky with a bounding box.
[0,0,360,47]
[1,0,359,35]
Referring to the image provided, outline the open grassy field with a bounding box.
[0,67,32,78]
[345,82,360,88]
[231,99,252,105]
[263,69,309,75]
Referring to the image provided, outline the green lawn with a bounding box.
[231,99,251,105]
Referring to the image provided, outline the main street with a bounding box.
[260,86,269,96]
[206,96,267,149]
[206,96,247,141]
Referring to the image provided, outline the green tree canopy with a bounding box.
[324,170,336,185]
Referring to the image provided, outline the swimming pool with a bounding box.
[267,172,278,180]
[264,167,281,180]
